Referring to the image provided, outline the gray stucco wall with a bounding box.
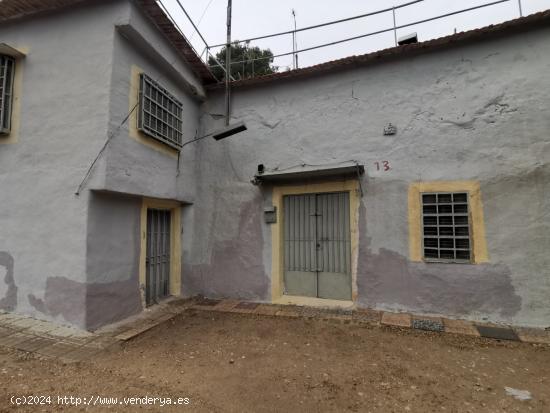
[1,1,548,330]
[0,0,203,328]
[95,0,204,202]
[83,1,204,326]
[0,0,128,328]
[191,26,550,327]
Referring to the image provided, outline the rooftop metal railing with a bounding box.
[159,0,526,80]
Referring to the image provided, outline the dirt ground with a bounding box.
[1,310,549,412]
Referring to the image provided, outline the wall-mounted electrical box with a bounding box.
[264,206,277,224]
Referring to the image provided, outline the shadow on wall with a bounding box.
[0,251,17,311]
[85,278,141,330]
[187,196,269,301]
[355,202,522,319]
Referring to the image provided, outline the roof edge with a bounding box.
[206,9,550,90]
[133,0,216,84]
[0,0,216,84]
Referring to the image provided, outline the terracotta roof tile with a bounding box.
[0,0,216,84]
[0,0,86,21]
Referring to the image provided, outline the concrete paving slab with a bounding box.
[275,307,301,318]
[476,325,519,341]
[254,304,280,316]
[0,332,34,348]
[443,319,480,336]
[193,298,222,307]
[0,317,30,331]
[211,299,240,312]
[45,325,93,340]
[166,298,193,309]
[0,313,26,323]
[381,312,412,328]
[0,326,16,337]
[230,306,257,314]
[322,312,353,323]
[26,321,59,336]
[352,309,381,324]
[16,336,57,353]
[235,301,260,310]
[56,335,97,346]
[515,327,550,344]
[8,317,41,330]
[299,306,323,318]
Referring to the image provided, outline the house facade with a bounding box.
[0,0,548,330]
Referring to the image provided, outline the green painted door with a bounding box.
[283,192,351,300]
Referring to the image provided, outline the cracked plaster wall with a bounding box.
[0,0,203,329]
[0,1,130,328]
[191,26,550,327]
[1,4,549,329]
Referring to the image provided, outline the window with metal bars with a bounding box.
[0,55,15,134]
[421,192,471,262]
[138,73,183,150]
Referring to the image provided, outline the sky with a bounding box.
[162,0,550,71]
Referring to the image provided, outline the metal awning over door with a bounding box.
[283,192,351,300]
[253,163,364,185]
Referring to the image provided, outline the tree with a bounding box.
[208,42,277,80]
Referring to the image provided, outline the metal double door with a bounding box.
[145,209,171,306]
[283,192,351,300]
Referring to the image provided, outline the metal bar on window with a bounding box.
[421,192,472,263]
[138,73,183,149]
[0,55,15,133]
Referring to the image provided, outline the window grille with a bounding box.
[421,192,471,262]
[0,55,15,134]
[138,73,183,150]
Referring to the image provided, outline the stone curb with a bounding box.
[114,313,176,341]
[190,299,550,345]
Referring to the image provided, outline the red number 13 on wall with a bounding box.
[374,161,391,171]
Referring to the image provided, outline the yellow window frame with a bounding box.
[408,181,489,263]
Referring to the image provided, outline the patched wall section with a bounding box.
[186,191,269,301]
[0,252,16,311]
[356,201,522,320]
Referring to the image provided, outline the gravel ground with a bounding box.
[1,310,549,412]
